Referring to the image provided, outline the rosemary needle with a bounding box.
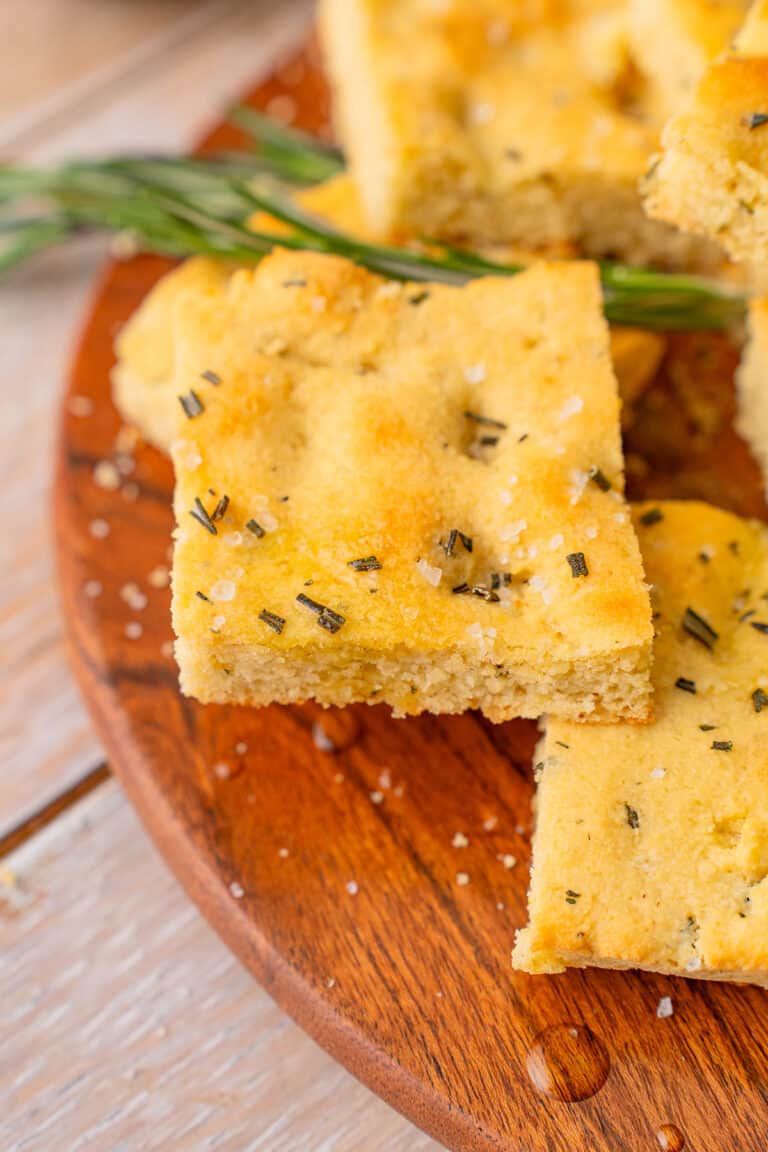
[0,115,748,331]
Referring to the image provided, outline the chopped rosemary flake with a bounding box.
[675,677,697,694]
[747,112,768,130]
[211,494,229,522]
[408,290,430,306]
[471,584,500,602]
[712,740,733,752]
[729,540,741,556]
[566,552,589,578]
[459,532,473,554]
[682,606,718,649]
[464,411,507,431]
[196,590,211,602]
[190,497,217,535]
[452,583,470,594]
[740,609,757,623]
[444,529,458,557]
[589,467,611,492]
[179,389,205,419]
[752,688,768,713]
[348,556,382,572]
[480,435,500,447]
[282,278,307,287]
[200,369,221,386]
[639,507,664,526]
[555,741,570,749]
[296,592,345,633]
[518,433,529,442]
[245,519,266,538]
[625,803,640,830]
[259,608,285,634]
[565,890,580,905]
[317,610,345,634]
[490,572,512,590]
[751,621,768,635]
[699,724,717,732]
[698,550,712,564]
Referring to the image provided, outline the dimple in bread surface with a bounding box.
[170,248,652,723]
[514,500,768,984]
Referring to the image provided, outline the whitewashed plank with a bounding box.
[0,782,444,1152]
[0,0,313,835]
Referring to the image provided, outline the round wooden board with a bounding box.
[55,40,768,1152]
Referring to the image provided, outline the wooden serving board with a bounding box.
[55,41,768,1152]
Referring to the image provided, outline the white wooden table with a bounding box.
[0,4,443,1147]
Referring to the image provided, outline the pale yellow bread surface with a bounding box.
[319,0,720,267]
[112,257,231,451]
[514,500,768,985]
[170,249,652,723]
[111,173,663,454]
[736,296,768,491]
[645,1,768,265]
[629,0,750,123]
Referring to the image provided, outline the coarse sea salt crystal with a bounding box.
[229,882,245,899]
[464,362,486,385]
[174,440,202,470]
[585,525,599,539]
[456,872,471,886]
[549,533,564,550]
[650,765,666,780]
[416,558,442,586]
[346,880,359,896]
[84,580,102,599]
[685,955,702,972]
[500,490,512,507]
[657,997,674,1019]
[466,622,485,642]
[90,519,110,539]
[452,832,469,848]
[559,395,584,421]
[471,102,495,124]
[125,621,143,640]
[210,580,236,602]
[500,519,527,542]
[93,460,121,491]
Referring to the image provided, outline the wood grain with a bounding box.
[54,43,768,1152]
[0,0,313,837]
[1,780,442,1152]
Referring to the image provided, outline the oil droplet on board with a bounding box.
[657,1124,685,1151]
[526,1023,610,1103]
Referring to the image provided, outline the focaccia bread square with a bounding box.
[514,501,768,985]
[644,1,768,265]
[629,0,750,123]
[319,0,720,267]
[170,249,652,723]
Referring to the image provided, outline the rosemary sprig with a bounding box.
[229,105,344,184]
[0,117,748,331]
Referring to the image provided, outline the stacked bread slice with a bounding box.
[111,0,768,986]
